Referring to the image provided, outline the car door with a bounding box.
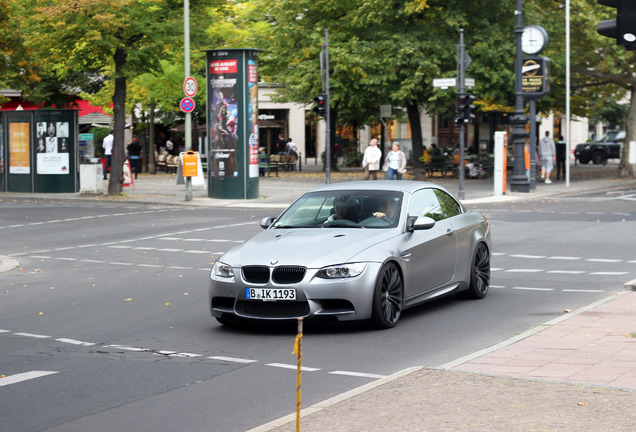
[402,188,459,298]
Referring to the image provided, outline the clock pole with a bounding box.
[510,0,530,192]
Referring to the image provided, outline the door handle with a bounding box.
[446,228,454,236]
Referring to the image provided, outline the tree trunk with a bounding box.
[148,101,157,174]
[108,46,128,195]
[618,86,636,178]
[406,101,426,180]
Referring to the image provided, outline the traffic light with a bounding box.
[313,94,327,117]
[597,0,636,51]
[455,93,476,124]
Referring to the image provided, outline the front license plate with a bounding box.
[245,287,296,301]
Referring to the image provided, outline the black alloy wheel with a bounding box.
[371,262,403,329]
[466,243,490,299]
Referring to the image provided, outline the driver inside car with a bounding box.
[373,197,396,220]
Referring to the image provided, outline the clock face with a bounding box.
[522,26,547,55]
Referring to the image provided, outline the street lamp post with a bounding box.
[509,0,530,193]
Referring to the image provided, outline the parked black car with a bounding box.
[574,131,624,165]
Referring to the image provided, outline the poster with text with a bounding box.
[9,122,30,174]
[36,121,70,174]
[248,60,259,178]
[209,59,239,177]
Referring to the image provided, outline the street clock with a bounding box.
[522,25,548,55]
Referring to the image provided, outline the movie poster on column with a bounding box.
[248,59,259,178]
[209,59,239,178]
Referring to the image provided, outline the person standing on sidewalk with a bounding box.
[539,131,556,184]
[362,138,382,180]
[555,135,566,181]
[102,130,114,180]
[127,136,142,179]
[384,142,407,180]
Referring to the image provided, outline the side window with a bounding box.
[408,189,444,221]
[434,189,462,219]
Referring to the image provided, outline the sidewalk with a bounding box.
[2,163,636,431]
[253,289,636,432]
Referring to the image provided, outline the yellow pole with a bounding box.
[292,318,303,431]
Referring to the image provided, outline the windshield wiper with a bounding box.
[321,223,362,228]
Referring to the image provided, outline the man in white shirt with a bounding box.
[102,131,114,179]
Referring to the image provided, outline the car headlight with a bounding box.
[316,263,366,279]
[212,261,234,278]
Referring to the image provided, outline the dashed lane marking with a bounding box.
[330,371,388,379]
[208,356,258,364]
[267,363,321,372]
[0,371,59,387]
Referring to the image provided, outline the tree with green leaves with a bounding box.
[216,0,519,177]
[528,0,635,177]
[19,0,221,194]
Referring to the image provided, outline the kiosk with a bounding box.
[205,48,262,199]
[0,109,78,193]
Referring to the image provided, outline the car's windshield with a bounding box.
[599,131,625,142]
[273,190,403,229]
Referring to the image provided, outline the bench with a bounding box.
[428,155,452,177]
[268,153,299,173]
[259,154,279,177]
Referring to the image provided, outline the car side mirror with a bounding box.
[408,215,436,231]
[260,216,276,229]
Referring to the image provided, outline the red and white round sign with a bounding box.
[180,97,196,113]
[183,76,198,98]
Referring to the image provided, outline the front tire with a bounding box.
[591,151,606,165]
[371,262,403,329]
[465,243,490,299]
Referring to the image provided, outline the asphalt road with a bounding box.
[1,188,634,432]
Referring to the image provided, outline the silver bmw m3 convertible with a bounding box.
[209,181,491,328]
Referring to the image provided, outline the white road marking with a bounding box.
[14,333,50,339]
[562,289,605,293]
[505,269,543,273]
[267,363,321,372]
[547,270,585,274]
[547,256,581,260]
[586,258,622,263]
[208,356,258,364]
[329,371,387,379]
[589,271,629,276]
[103,345,147,352]
[511,287,554,291]
[510,254,545,259]
[0,371,58,387]
[55,338,96,347]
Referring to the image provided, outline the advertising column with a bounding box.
[206,48,262,199]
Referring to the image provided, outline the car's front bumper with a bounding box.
[209,263,383,322]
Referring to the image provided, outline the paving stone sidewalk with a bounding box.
[252,290,636,432]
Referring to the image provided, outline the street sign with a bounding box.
[433,78,457,88]
[433,78,475,89]
[183,76,198,98]
[180,97,196,113]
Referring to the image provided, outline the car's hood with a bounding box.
[222,228,399,268]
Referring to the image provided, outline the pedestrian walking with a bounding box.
[539,131,556,184]
[555,135,566,180]
[362,138,382,180]
[384,142,407,180]
[102,130,114,180]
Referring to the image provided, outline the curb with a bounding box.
[437,289,630,370]
[245,366,422,432]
